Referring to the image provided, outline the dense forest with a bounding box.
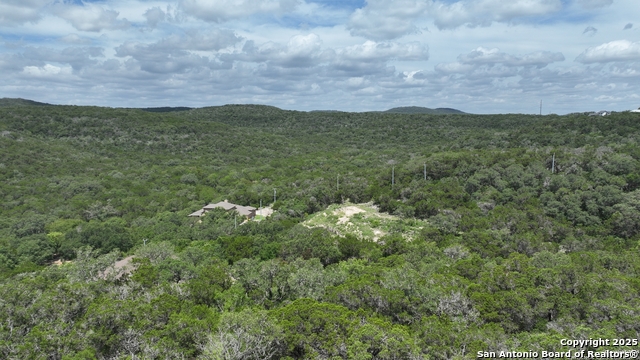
[1,102,639,359]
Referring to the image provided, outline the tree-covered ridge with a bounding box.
[383,106,466,114]
[1,104,639,359]
[0,97,52,107]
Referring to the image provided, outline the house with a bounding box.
[589,110,611,116]
[188,200,257,219]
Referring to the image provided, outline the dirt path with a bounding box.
[334,206,365,224]
[256,206,274,217]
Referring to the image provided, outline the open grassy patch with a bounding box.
[303,202,428,241]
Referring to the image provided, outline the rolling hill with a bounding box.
[383,106,466,114]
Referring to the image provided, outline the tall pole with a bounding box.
[392,166,395,189]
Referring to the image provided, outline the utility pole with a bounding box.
[392,166,395,189]
[540,100,542,116]
[260,199,262,209]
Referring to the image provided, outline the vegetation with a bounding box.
[383,106,465,114]
[1,102,639,359]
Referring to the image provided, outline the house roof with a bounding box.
[204,201,236,211]
[188,209,205,217]
[201,200,256,217]
[234,205,257,216]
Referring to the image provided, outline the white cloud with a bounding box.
[434,62,475,74]
[155,30,242,51]
[144,7,166,28]
[53,3,129,32]
[226,34,329,68]
[23,63,72,77]
[455,47,564,67]
[430,0,563,30]
[329,41,428,77]
[339,41,428,62]
[347,0,427,40]
[0,0,50,26]
[21,46,104,71]
[110,28,241,75]
[347,0,565,39]
[576,40,640,63]
[180,0,300,22]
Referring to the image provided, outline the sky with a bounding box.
[0,0,639,114]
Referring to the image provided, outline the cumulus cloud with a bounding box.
[23,63,72,77]
[113,30,241,74]
[428,47,568,103]
[433,61,475,74]
[53,3,129,32]
[0,0,49,26]
[583,26,597,36]
[154,30,242,51]
[144,7,166,28]
[347,0,564,39]
[430,0,563,30]
[0,53,38,72]
[330,40,428,77]
[456,47,564,67]
[180,0,300,22]
[347,0,427,40]
[338,41,428,62]
[115,42,213,74]
[229,34,328,68]
[220,36,427,84]
[21,46,104,71]
[576,40,640,63]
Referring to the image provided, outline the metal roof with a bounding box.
[188,209,205,217]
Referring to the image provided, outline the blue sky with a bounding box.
[0,0,639,113]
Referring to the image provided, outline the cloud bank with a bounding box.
[0,0,638,113]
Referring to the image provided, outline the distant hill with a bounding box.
[140,107,193,113]
[0,98,52,107]
[383,106,465,114]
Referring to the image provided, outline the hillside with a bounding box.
[140,106,193,113]
[1,103,640,359]
[383,106,466,114]
[0,97,52,107]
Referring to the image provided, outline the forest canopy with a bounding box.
[1,104,639,359]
